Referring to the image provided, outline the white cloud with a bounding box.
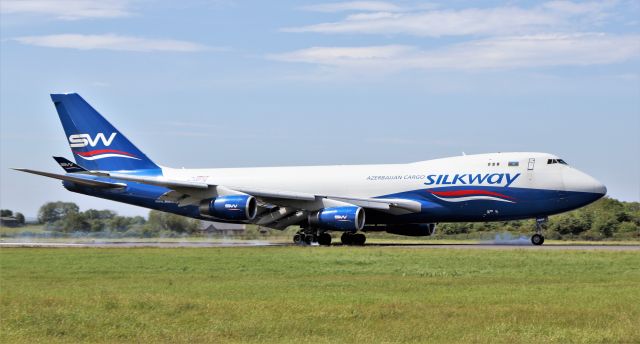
[14,34,213,52]
[301,1,404,13]
[270,34,640,71]
[1,0,132,20]
[283,1,617,36]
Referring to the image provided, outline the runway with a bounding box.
[1,241,638,250]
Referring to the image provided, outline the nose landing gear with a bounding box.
[531,233,545,246]
[532,217,548,246]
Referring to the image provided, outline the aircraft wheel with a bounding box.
[353,233,366,246]
[531,234,545,246]
[293,233,303,245]
[341,232,352,245]
[304,234,314,245]
[318,233,332,246]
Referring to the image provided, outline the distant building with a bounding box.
[199,221,246,235]
[0,217,20,227]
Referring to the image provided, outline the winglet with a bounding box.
[53,156,88,173]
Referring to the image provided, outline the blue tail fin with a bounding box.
[51,93,160,172]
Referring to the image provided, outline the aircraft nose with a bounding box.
[594,181,607,196]
[563,168,606,195]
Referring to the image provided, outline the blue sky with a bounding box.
[1,0,639,217]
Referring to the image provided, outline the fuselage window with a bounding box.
[508,161,519,166]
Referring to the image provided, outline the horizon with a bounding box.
[1,1,639,217]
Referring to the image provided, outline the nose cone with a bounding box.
[594,181,607,196]
[563,168,607,196]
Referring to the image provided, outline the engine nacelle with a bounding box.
[364,223,436,237]
[308,206,365,232]
[199,195,257,221]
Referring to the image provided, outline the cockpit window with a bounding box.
[547,159,568,165]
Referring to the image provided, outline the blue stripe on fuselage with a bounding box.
[63,180,604,225]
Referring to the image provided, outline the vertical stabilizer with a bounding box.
[51,93,160,172]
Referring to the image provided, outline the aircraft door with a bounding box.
[527,158,535,170]
[526,158,536,186]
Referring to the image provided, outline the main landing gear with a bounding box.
[531,217,548,246]
[293,229,332,246]
[292,229,367,246]
[341,232,366,246]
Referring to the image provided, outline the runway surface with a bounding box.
[1,241,639,250]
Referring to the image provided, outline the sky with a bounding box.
[0,0,639,218]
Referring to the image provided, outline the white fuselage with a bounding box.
[162,152,605,198]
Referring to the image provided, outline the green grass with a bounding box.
[1,247,639,343]
[0,225,48,235]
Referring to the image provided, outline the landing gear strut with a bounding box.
[293,228,332,246]
[341,232,366,246]
[532,217,547,246]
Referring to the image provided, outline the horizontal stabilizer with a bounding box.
[13,168,126,189]
[53,156,88,173]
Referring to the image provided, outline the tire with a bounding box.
[304,234,314,245]
[531,234,544,246]
[318,233,332,246]
[353,233,366,246]
[293,233,302,244]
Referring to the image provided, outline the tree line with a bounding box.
[32,201,199,237]
[2,197,639,240]
[437,197,639,240]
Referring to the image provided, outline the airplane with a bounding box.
[15,93,607,246]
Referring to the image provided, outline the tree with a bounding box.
[0,209,13,217]
[14,212,25,225]
[146,210,199,234]
[61,212,89,232]
[84,209,116,221]
[38,202,80,224]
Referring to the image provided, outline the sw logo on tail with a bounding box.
[68,132,140,161]
[68,133,117,148]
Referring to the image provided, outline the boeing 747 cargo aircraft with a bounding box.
[15,94,607,245]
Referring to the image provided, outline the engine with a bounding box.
[308,206,365,232]
[364,223,436,237]
[199,195,257,221]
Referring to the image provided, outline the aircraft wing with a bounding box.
[97,171,421,212]
[16,168,422,229]
[13,169,126,189]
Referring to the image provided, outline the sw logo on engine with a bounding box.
[68,133,117,148]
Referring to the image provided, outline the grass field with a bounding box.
[1,247,639,343]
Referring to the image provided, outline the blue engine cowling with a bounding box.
[199,195,257,221]
[308,206,365,232]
